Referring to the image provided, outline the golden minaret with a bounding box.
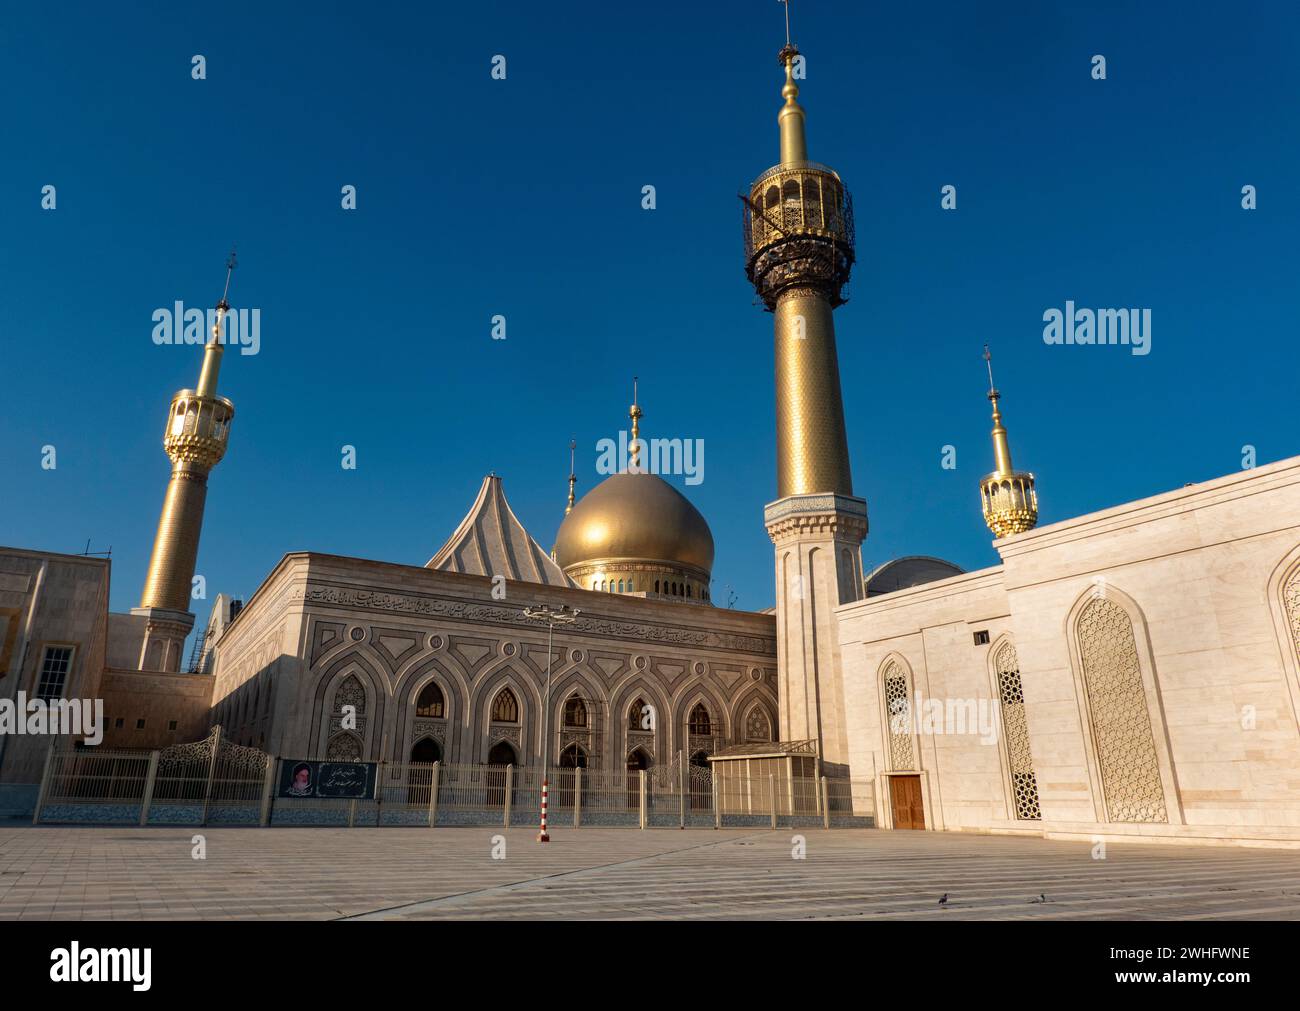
[750,12,866,774]
[134,253,238,672]
[979,345,1038,537]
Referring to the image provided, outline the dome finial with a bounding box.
[979,345,1039,538]
[628,376,644,472]
[565,439,577,515]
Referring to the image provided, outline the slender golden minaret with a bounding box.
[747,12,866,773]
[979,346,1038,537]
[134,253,238,672]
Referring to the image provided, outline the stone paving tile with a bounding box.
[0,824,1298,920]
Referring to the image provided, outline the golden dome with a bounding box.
[554,472,714,578]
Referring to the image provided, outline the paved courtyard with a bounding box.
[0,824,1297,920]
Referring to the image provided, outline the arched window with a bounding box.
[559,743,587,768]
[618,580,624,593]
[654,580,660,593]
[415,681,444,718]
[744,705,772,742]
[488,740,517,765]
[782,177,801,229]
[688,703,712,736]
[410,737,442,764]
[628,697,649,731]
[563,694,588,728]
[992,639,1041,820]
[883,660,915,770]
[804,174,823,228]
[491,687,519,723]
[334,675,366,717]
[1075,595,1167,823]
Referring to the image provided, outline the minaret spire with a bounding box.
[979,346,1038,538]
[135,252,239,672]
[565,439,577,515]
[628,376,643,473]
[195,248,236,397]
[776,2,807,167]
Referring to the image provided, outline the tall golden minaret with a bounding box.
[979,346,1038,537]
[133,253,238,672]
[747,12,866,774]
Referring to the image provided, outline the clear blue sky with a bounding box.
[2,1,1297,618]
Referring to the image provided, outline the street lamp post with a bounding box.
[522,603,580,842]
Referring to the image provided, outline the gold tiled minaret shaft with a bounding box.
[979,346,1038,538]
[752,28,866,774]
[135,256,237,672]
[744,43,856,499]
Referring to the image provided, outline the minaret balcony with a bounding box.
[980,472,1039,538]
[744,162,855,308]
[163,389,235,469]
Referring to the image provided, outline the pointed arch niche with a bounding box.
[987,636,1041,821]
[878,655,919,772]
[1268,545,1300,734]
[1066,585,1181,825]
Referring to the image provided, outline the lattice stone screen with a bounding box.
[1076,596,1167,823]
[1283,563,1300,668]
[994,641,1041,820]
[883,661,915,770]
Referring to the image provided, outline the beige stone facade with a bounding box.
[208,552,779,770]
[836,455,1300,846]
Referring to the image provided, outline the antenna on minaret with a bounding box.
[779,0,792,46]
[983,344,998,399]
[219,247,237,309]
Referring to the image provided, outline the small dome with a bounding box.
[864,556,964,597]
[554,473,714,575]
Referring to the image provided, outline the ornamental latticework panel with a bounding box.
[334,675,366,716]
[1076,597,1167,823]
[883,662,915,771]
[326,733,362,760]
[994,641,1041,820]
[1284,564,1300,670]
[745,706,773,742]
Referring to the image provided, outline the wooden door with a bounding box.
[889,775,925,830]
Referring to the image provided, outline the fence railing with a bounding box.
[31,746,875,829]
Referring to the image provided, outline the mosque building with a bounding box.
[3,28,1300,848]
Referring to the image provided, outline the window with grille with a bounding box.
[973,629,990,645]
[882,661,915,770]
[563,694,588,728]
[994,640,1041,820]
[34,646,74,700]
[688,703,712,736]
[491,688,519,723]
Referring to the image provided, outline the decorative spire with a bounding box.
[196,248,236,398]
[629,376,643,472]
[984,344,1015,476]
[776,18,807,167]
[979,346,1038,538]
[565,439,577,515]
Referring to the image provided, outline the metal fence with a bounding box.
[31,742,875,829]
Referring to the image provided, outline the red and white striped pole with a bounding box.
[538,777,550,842]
